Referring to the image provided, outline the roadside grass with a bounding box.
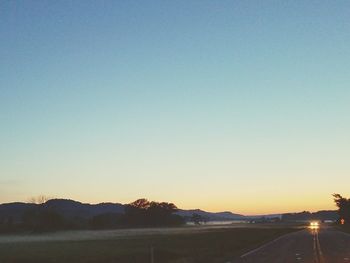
[336,225,350,234]
[0,227,298,263]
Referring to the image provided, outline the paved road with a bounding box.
[233,226,350,263]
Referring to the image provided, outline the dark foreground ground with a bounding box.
[233,225,350,263]
[0,225,297,263]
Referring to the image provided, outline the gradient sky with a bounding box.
[1,1,349,214]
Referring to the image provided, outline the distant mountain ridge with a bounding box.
[0,198,339,223]
[175,209,245,221]
[0,199,246,223]
[43,199,125,220]
[0,202,37,223]
[0,199,124,223]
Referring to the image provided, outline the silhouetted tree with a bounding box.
[124,199,184,227]
[191,213,203,225]
[28,195,51,204]
[130,198,151,209]
[333,194,350,225]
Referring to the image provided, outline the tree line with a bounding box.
[91,198,184,229]
[0,198,184,233]
[333,194,350,226]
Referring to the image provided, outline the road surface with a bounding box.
[233,226,350,263]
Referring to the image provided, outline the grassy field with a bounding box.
[337,225,350,234]
[0,227,298,263]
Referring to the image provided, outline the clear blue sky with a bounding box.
[1,1,349,214]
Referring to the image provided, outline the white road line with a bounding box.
[316,230,325,263]
[240,230,303,258]
[312,229,325,263]
[313,232,318,263]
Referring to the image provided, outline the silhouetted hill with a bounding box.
[43,199,124,219]
[176,209,245,221]
[0,202,37,223]
[0,199,124,223]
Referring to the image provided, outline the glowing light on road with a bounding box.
[309,221,319,229]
